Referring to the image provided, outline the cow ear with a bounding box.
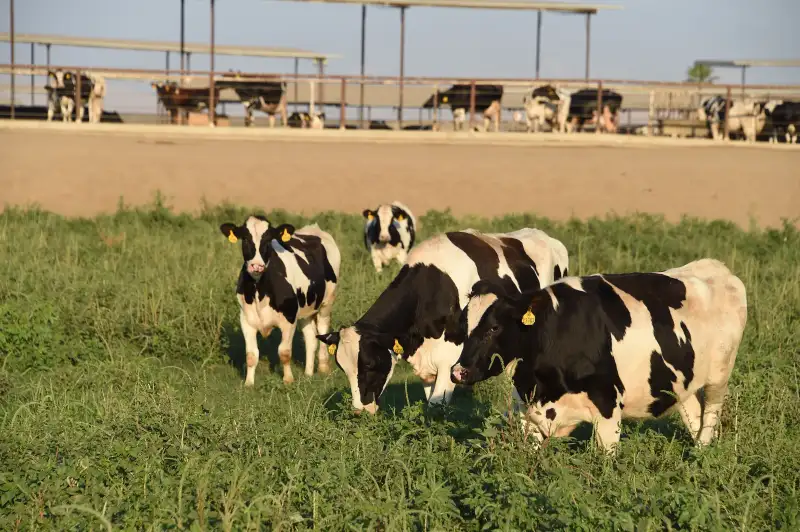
[507,290,550,327]
[362,209,375,221]
[272,224,295,245]
[220,223,243,244]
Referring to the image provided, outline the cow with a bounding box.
[287,111,325,129]
[362,201,417,273]
[565,89,623,133]
[451,259,747,455]
[697,96,774,143]
[765,100,800,144]
[152,82,219,125]
[220,215,341,386]
[520,84,571,133]
[422,85,504,132]
[45,70,105,123]
[696,96,729,140]
[217,72,288,128]
[316,228,569,414]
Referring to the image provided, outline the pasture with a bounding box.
[1,197,798,530]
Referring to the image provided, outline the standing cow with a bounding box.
[565,89,623,133]
[218,72,288,128]
[451,259,747,455]
[363,201,417,273]
[765,100,800,144]
[317,227,568,413]
[45,70,105,123]
[220,215,341,386]
[521,84,571,133]
[422,85,504,132]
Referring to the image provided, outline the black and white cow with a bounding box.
[422,85,504,132]
[45,70,106,123]
[218,73,288,127]
[697,96,774,142]
[287,111,325,129]
[520,84,571,133]
[565,89,623,133]
[220,215,341,386]
[317,228,568,413]
[765,100,800,144]
[362,201,417,273]
[451,259,747,454]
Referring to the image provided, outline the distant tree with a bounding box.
[687,64,718,83]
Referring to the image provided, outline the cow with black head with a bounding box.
[220,215,341,386]
[362,201,417,273]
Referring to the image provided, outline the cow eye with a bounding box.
[489,325,501,333]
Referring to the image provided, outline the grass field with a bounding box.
[1,198,798,531]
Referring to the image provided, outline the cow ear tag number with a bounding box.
[327,343,337,356]
[228,231,238,244]
[281,229,291,243]
[392,339,404,356]
[521,308,536,326]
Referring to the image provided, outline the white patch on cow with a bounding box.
[545,286,559,311]
[376,204,394,243]
[244,216,270,271]
[466,293,498,336]
[336,327,364,409]
[559,276,585,292]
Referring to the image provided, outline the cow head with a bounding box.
[451,281,550,386]
[220,215,295,279]
[317,325,405,414]
[363,203,413,245]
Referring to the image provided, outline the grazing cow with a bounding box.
[45,70,105,123]
[220,216,341,386]
[218,72,288,128]
[422,85,504,132]
[566,89,624,133]
[362,201,417,273]
[765,100,800,144]
[521,84,571,133]
[287,111,325,129]
[152,82,220,124]
[451,259,747,455]
[317,228,568,413]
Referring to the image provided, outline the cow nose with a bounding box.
[379,234,390,243]
[451,365,466,383]
[248,263,265,274]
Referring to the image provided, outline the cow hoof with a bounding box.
[318,363,331,374]
[283,375,295,385]
[244,379,255,388]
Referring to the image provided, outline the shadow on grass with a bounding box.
[557,416,694,453]
[222,321,313,380]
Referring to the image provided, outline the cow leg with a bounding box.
[394,247,408,267]
[77,103,85,123]
[268,114,276,129]
[593,407,622,455]
[62,99,74,123]
[241,313,260,387]
[698,383,728,446]
[428,340,461,405]
[244,104,253,127]
[47,97,55,121]
[314,305,334,374]
[710,122,720,140]
[678,393,703,442]
[370,248,384,273]
[300,318,318,377]
[277,318,297,384]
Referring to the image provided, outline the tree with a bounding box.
[687,64,718,83]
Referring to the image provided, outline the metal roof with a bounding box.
[0,33,339,60]
[695,59,800,69]
[271,0,621,13]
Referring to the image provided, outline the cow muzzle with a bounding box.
[379,233,391,243]
[451,364,468,384]
[247,262,265,275]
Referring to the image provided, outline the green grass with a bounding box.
[1,198,798,531]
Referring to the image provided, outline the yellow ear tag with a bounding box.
[367,214,374,221]
[228,231,238,244]
[327,343,337,356]
[442,96,448,103]
[281,229,291,243]
[521,309,536,326]
[396,214,405,222]
[392,339,404,356]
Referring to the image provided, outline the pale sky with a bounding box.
[2,0,798,112]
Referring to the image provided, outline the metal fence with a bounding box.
[2,64,800,141]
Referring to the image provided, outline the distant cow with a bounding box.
[287,111,325,129]
[152,82,219,125]
[765,100,800,144]
[220,216,341,386]
[317,227,568,413]
[422,84,504,132]
[521,84,571,133]
[698,96,772,142]
[45,70,105,123]
[218,72,288,127]
[566,89,623,133]
[451,259,747,455]
[362,201,417,273]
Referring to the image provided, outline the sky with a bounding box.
[2,0,799,112]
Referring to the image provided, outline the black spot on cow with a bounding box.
[447,232,499,281]
[553,264,562,281]
[545,408,556,420]
[605,273,695,389]
[580,276,632,342]
[289,234,338,311]
[647,350,678,416]
[499,237,541,292]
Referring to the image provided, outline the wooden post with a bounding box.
[469,81,476,130]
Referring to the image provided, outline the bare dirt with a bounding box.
[2,128,798,228]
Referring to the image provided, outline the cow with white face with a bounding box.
[362,201,417,273]
[220,215,341,386]
[451,259,747,455]
[521,85,571,133]
[317,227,568,414]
